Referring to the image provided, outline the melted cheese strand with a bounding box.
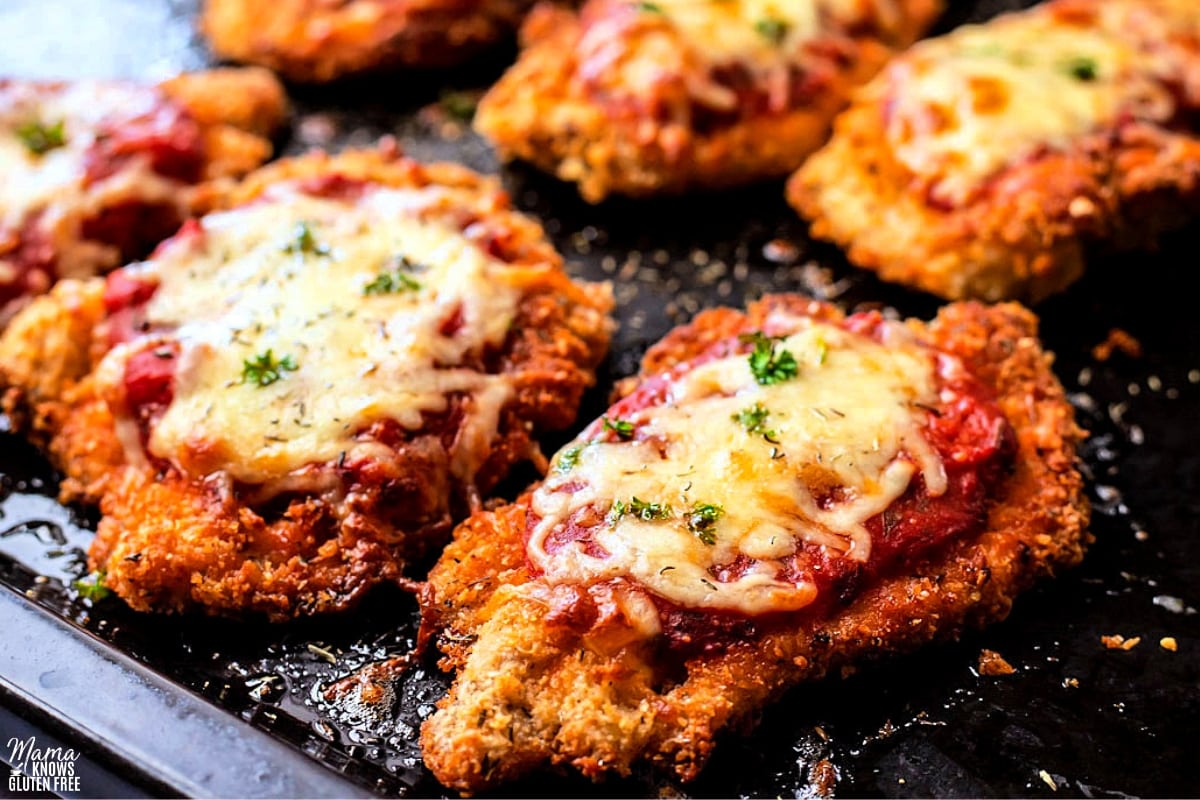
[107,186,524,485]
[528,319,946,616]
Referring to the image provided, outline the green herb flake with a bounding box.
[602,415,635,440]
[630,497,672,521]
[241,350,298,387]
[732,402,775,436]
[72,570,110,602]
[16,119,66,155]
[282,221,331,257]
[555,446,582,473]
[364,256,424,295]
[755,16,789,44]
[1062,55,1098,81]
[439,90,478,122]
[609,496,672,525]
[687,502,724,545]
[635,1,663,12]
[741,331,799,386]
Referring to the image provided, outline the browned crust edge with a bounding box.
[157,65,290,184]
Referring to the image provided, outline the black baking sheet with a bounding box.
[1,1,1198,798]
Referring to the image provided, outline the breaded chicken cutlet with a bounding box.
[0,67,288,324]
[788,0,1200,303]
[200,0,536,83]
[0,144,613,620]
[419,294,1090,793]
[474,0,943,203]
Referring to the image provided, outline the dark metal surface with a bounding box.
[1,1,1198,798]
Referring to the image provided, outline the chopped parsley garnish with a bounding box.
[629,497,671,520]
[1062,55,1098,81]
[755,16,789,44]
[732,402,775,436]
[609,497,673,525]
[555,446,582,473]
[687,502,724,545]
[241,350,298,387]
[16,119,66,155]
[364,256,424,295]
[439,90,478,122]
[635,1,663,12]
[72,570,110,602]
[602,415,635,440]
[741,331,799,385]
[282,221,331,257]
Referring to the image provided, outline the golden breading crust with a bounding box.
[200,0,534,83]
[474,0,942,203]
[157,66,290,186]
[787,0,1200,303]
[418,295,1091,793]
[0,145,614,620]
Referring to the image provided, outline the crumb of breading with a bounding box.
[1160,637,1178,652]
[808,759,839,796]
[1092,328,1143,361]
[1101,634,1141,650]
[763,239,801,264]
[978,648,1016,675]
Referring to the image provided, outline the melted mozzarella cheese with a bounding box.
[103,186,526,486]
[649,0,868,66]
[527,319,946,616]
[884,9,1174,205]
[653,0,819,64]
[0,81,185,278]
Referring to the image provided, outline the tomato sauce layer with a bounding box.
[524,309,1014,653]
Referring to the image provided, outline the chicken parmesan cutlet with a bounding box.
[200,0,536,83]
[788,0,1200,303]
[473,0,943,202]
[419,295,1090,792]
[0,67,288,325]
[0,145,613,620]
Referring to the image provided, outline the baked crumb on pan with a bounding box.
[419,295,1090,793]
[787,0,1200,303]
[474,0,943,203]
[0,144,614,620]
[200,0,536,83]
[0,67,288,324]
